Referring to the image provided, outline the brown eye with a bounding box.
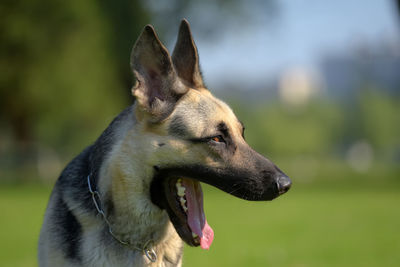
[210,135,225,143]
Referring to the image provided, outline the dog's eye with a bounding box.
[210,135,225,143]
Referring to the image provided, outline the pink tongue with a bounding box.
[182,179,214,250]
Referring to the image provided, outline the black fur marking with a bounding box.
[217,122,228,133]
[52,194,82,261]
[57,146,92,212]
[217,122,237,154]
[158,143,165,147]
[89,106,134,186]
[168,115,190,137]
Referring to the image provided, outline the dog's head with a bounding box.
[130,19,291,249]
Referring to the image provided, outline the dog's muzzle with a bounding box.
[276,174,292,195]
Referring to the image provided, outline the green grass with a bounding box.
[185,184,400,267]
[0,184,51,267]
[1,183,399,266]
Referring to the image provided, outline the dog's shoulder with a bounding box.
[39,146,92,265]
[48,187,83,262]
[55,145,93,207]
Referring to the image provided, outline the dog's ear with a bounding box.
[172,19,204,89]
[131,25,188,121]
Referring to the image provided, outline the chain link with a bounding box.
[87,174,157,263]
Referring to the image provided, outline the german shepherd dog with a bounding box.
[38,19,291,266]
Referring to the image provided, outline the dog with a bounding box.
[38,19,291,267]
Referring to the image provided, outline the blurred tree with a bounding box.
[0,0,77,148]
[98,0,149,95]
[358,89,400,158]
[233,100,344,157]
[0,0,148,156]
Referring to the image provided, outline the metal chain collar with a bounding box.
[87,174,157,263]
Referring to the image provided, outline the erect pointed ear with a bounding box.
[172,19,204,89]
[131,25,188,121]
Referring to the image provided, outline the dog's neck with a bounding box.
[93,115,181,256]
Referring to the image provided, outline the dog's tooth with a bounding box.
[179,197,188,212]
[177,186,185,197]
[176,179,187,212]
[192,232,198,238]
[176,181,186,197]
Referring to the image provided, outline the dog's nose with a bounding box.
[276,174,292,195]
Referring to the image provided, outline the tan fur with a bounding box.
[89,88,244,265]
[167,89,244,143]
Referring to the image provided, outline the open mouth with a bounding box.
[151,178,214,249]
[150,164,291,249]
[151,176,214,249]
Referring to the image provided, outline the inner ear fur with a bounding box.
[130,25,187,121]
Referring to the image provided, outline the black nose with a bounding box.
[276,175,292,195]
